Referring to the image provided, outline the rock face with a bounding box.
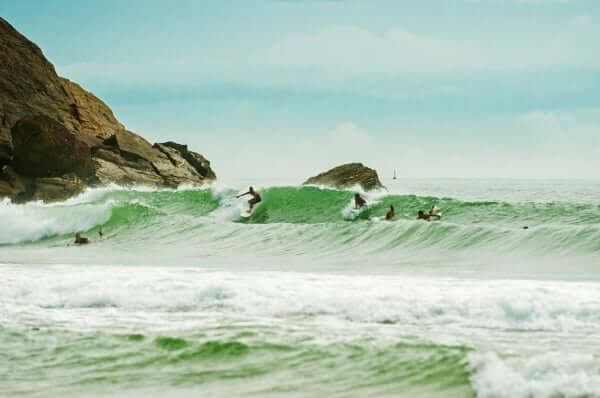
[11,115,94,179]
[303,163,385,191]
[31,175,85,202]
[0,166,29,199]
[0,17,215,202]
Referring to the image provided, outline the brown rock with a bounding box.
[103,129,159,163]
[303,163,385,191]
[59,78,124,142]
[0,17,216,202]
[31,174,85,202]
[92,155,164,187]
[100,131,191,187]
[160,141,216,180]
[97,133,217,188]
[0,165,30,199]
[0,18,122,149]
[154,143,209,187]
[0,126,12,166]
[11,115,94,179]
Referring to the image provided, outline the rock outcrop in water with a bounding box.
[0,17,215,202]
[303,163,385,191]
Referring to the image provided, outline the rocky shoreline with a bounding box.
[0,17,215,203]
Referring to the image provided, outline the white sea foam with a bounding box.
[0,197,112,244]
[2,266,600,396]
[208,184,246,221]
[2,267,599,334]
[468,351,600,398]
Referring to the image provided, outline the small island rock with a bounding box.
[303,163,385,191]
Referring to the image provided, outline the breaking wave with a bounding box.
[1,185,599,258]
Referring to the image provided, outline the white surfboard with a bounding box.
[240,208,254,218]
[240,203,260,218]
[430,206,442,220]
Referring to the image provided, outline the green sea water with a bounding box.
[1,179,600,397]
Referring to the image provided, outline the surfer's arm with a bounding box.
[236,191,250,198]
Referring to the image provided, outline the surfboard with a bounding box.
[240,208,254,218]
[240,203,260,218]
[430,207,442,220]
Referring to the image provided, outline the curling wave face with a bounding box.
[2,185,599,259]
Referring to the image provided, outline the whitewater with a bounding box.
[1,178,600,398]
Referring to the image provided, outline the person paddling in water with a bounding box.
[417,205,440,221]
[237,186,262,212]
[385,204,395,220]
[354,193,367,209]
[74,232,90,245]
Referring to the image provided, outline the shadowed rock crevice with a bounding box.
[11,115,95,180]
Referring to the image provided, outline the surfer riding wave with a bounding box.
[237,186,262,213]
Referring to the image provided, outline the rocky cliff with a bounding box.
[303,163,385,191]
[0,17,215,202]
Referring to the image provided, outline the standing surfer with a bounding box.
[354,193,367,209]
[237,186,262,212]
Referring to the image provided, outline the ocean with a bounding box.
[1,179,600,398]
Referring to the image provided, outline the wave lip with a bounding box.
[0,197,112,245]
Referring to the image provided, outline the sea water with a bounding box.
[1,179,600,398]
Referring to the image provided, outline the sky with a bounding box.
[2,0,600,180]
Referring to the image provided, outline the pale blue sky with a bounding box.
[2,1,599,179]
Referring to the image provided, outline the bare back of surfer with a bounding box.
[354,193,367,209]
[237,186,262,212]
[385,204,395,220]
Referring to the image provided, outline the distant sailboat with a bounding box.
[393,169,397,180]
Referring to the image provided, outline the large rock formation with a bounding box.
[11,115,94,179]
[0,17,215,202]
[303,163,385,191]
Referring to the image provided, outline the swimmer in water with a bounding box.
[74,232,90,245]
[417,205,441,221]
